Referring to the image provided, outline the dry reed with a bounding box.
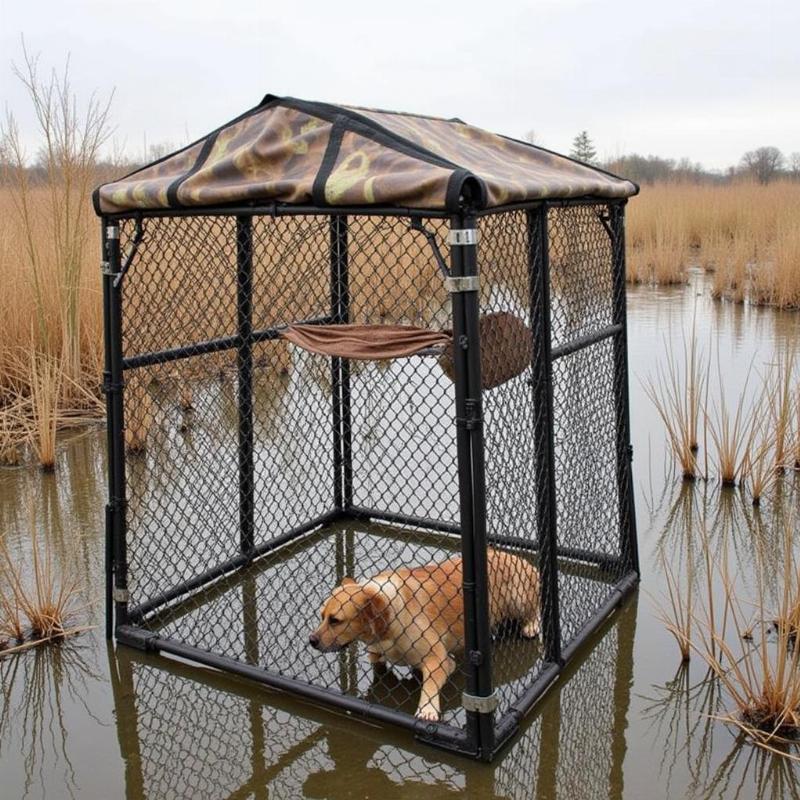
[706,358,757,487]
[690,520,800,753]
[656,551,694,661]
[627,181,800,308]
[1,47,112,464]
[643,327,708,480]
[767,347,797,471]
[0,486,81,652]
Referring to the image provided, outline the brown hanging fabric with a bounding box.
[280,323,452,361]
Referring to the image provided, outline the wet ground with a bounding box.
[1,271,799,799]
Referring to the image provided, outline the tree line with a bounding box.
[561,130,799,185]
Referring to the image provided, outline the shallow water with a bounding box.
[1,271,799,799]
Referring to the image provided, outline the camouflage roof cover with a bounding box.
[94,95,638,215]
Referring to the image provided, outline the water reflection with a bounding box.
[638,663,800,800]
[108,595,637,800]
[0,637,107,800]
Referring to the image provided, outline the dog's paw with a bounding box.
[521,620,540,639]
[415,707,441,722]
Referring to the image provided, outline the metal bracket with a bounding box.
[101,260,114,276]
[409,218,450,278]
[113,587,129,603]
[462,689,499,714]
[456,398,483,430]
[106,225,120,240]
[444,275,479,293]
[448,228,479,246]
[113,216,145,288]
[101,377,126,395]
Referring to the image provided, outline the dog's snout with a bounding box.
[308,632,320,648]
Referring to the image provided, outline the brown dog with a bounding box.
[308,548,540,721]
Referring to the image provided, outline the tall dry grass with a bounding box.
[690,521,800,754]
[1,47,112,467]
[627,181,800,309]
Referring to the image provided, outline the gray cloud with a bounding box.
[1,0,798,169]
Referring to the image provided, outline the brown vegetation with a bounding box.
[643,328,708,480]
[627,181,800,309]
[1,46,111,468]
[0,486,83,655]
[691,522,800,753]
[647,332,799,503]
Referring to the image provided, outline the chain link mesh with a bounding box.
[113,200,634,752]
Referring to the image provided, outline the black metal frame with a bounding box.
[102,195,638,762]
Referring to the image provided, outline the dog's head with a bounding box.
[308,578,389,652]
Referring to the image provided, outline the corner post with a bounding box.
[330,215,352,510]
[450,208,495,759]
[104,220,129,630]
[526,205,562,666]
[609,202,639,576]
[236,215,255,555]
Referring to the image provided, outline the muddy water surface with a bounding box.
[1,272,799,799]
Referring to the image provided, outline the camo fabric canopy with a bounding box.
[94,95,638,215]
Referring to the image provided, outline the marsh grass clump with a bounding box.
[705,357,757,488]
[767,347,796,472]
[643,327,708,480]
[656,551,694,661]
[742,415,779,507]
[691,521,800,753]
[0,488,83,655]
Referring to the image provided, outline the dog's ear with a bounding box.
[340,576,357,586]
[362,587,390,639]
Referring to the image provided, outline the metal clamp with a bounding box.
[113,587,129,603]
[444,275,479,293]
[106,225,120,240]
[462,689,499,714]
[101,260,114,276]
[448,228,479,246]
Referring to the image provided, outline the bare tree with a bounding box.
[522,129,538,146]
[740,146,784,184]
[789,152,800,179]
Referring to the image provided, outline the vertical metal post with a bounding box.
[330,215,352,510]
[526,206,562,666]
[237,216,255,555]
[451,209,495,758]
[609,203,639,576]
[101,220,115,639]
[105,221,129,630]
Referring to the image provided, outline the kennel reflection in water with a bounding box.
[96,94,639,759]
[109,592,637,799]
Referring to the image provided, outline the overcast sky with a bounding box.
[1,0,798,170]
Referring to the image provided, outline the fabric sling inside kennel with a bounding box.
[97,93,639,762]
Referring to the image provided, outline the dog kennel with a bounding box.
[96,94,639,761]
